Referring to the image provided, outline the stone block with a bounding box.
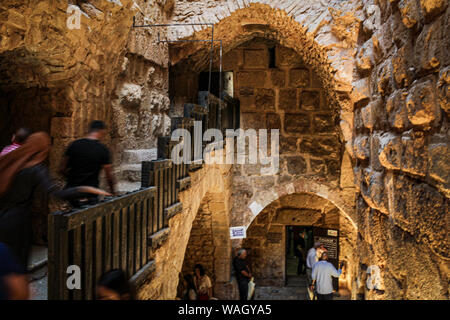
[310,158,327,177]
[243,49,267,69]
[289,68,310,88]
[428,140,450,185]
[437,66,450,114]
[386,89,410,130]
[266,113,281,130]
[398,0,420,28]
[278,88,297,111]
[401,130,427,177]
[378,133,402,170]
[414,14,449,74]
[279,136,298,153]
[354,135,370,160]
[241,112,265,129]
[285,155,307,175]
[237,71,266,87]
[313,114,334,133]
[251,176,275,190]
[269,69,286,87]
[356,39,374,73]
[406,78,440,128]
[361,97,386,130]
[276,46,303,68]
[392,44,414,88]
[284,113,310,134]
[255,88,275,111]
[299,90,321,111]
[300,136,340,157]
[361,169,389,214]
[419,0,448,23]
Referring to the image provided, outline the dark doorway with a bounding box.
[198,71,233,99]
[285,226,312,286]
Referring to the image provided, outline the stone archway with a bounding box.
[242,191,357,299]
[180,191,234,299]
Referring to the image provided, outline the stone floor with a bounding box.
[254,275,351,300]
[28,245,48,300]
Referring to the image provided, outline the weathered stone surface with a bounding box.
[238,71,266,87]
[289,68,310,88]
[356,39,374,73]
[313,114,334,133]
[276,46,303,68]
[414,13,449,74]
[419,0,448,22]
[300,136,340,157]
[354,135,370,160]
[285,156,307,175]
[398,0,420,28]
[269,69,285,87]
[278,88,297,110]
[379,133,402,170]
[299,90,321,111]
[244,49,267,68]
[437,66,450,114]
[361,97,386,130]
[428,140,450,186]
[406,78,440,127]
[401,130,428,177]
[284,113,310,133]
[117,83,142,108]
[255,88,275,111]
[386,89,410,130]
[241,112,265,129]
[266,113,281,129]
[279,136,298,153]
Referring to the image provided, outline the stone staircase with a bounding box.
[116,148,157,193]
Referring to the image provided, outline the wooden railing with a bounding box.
[47,92,239,300]
[48,187,157,300]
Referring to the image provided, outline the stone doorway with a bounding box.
[242,192,357,299]
[285,226,312,287]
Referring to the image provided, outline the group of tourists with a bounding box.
[306,241,343,300]
[0,121,117,299]
[179,264,215,300]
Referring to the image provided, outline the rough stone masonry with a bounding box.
[0,0,448,300]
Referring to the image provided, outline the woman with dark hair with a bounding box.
[193,264,213,300]
[0,132,110,268]
[96,269,135,300]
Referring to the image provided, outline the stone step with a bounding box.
[117,181,141,194]
[122,148,157,164]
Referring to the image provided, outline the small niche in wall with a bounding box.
[269,47,276,69]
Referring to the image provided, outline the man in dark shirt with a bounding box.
[60,120,116,205]
[233,248,252,300]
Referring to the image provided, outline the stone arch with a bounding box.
[168,3,361,151]
[180,190,233,299]
[242,190,358,295]
[244,177,357,230]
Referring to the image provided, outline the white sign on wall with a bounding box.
[230,226,247,239]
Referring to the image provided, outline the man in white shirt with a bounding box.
[310,252,342,300]
[306,242,321,286]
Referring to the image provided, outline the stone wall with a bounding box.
[351,0,449,299]
[221,40,343,228]
[138,158,233,300]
